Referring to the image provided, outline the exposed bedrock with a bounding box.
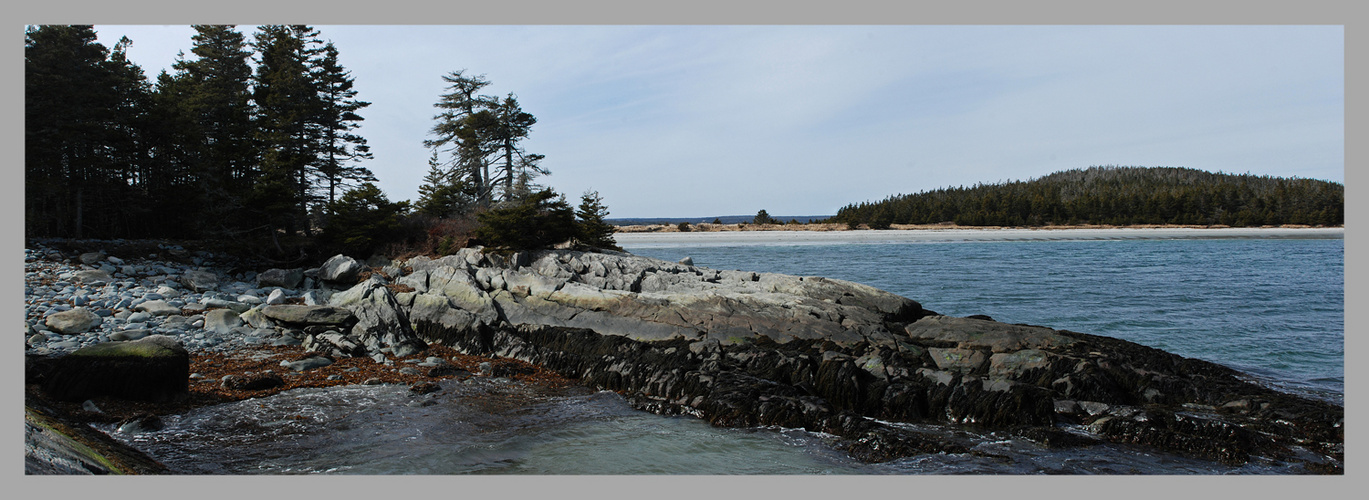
[330,247,1340,468]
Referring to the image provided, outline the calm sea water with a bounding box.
[113,235,1343,474]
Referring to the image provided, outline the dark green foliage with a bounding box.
[166,25,259,237]
[712,218,723,225]
[576,190,620,250]
[25,26,154,239]
[474,189,577,250]
[678,222,692,232]
[319,183,411,257]
[426,71,547,209]
[753,209,780,225]
[416,151,475,218]
[251,25,324,236]
[830,166,1344,228]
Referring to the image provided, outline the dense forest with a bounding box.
[829,166,1344,228]
[25,25,615,261]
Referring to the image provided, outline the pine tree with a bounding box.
[753,209,779,225]
[321,182,411,257]
[576,190,620,250]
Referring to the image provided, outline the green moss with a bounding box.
[26,408,125,474]
[69,341,177,359]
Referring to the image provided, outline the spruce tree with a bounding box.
[250,24,324,240]
[165,24,257,236]
[415,151,474,218]
[576,190,620,250]
[312,41,375,210]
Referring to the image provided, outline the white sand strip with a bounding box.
[615,227,1343,247]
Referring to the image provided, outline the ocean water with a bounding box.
[111,235,1343,474]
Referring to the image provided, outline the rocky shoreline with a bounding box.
[23,238,1344,474]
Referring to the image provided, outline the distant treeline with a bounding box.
[828,166,1344,228]
[607,215,832,226]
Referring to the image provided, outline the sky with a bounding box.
[85,24,1344,218]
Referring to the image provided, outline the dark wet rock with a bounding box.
[257,268,304,289]
[409,381,441,394]
[220,372,284,391]
[116,413,164,434]
[41,335,189,403]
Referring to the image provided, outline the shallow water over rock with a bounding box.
[107,377,1311,474]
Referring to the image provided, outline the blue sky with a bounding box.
[88,25,1344,218]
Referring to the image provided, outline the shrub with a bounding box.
[320,183,412,258]
[475,188,577,250]
[677,222,691,232]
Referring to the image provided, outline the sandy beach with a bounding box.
[614,226,1344,247]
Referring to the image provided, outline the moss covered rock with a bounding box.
[41,335,189,403]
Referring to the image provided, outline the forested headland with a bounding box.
[25,25,616,264]
[828,166,1344,229]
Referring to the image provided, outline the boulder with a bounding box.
[41,335,189,402]
[133,300,182,317]
[260,305,353,325]
[204,309,243,334]
[45,308,102,334]
[108,329,151,342]
[319,254,365,284]
[181,270,219,292]
[257,268,304,289]
[239,306,276,329]
[335,280,426,358]
[265,289,287,305]
[303,330,368,358]
[79,252,105,266]
[282,356,333,371]
[73,269,113,285]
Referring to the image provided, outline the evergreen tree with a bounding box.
[311,41,375,210]
[250,24,324,240]
[320,182,411,257]
[425,70,498,208]
[25,25,152,238]
[165,24,258,236]
[474,189,576,250]
[487,94,541,203]
[415,150,474,218]
[753,209,780,225]
[576,190,620,250]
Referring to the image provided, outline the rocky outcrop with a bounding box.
[316,247,1340,469]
